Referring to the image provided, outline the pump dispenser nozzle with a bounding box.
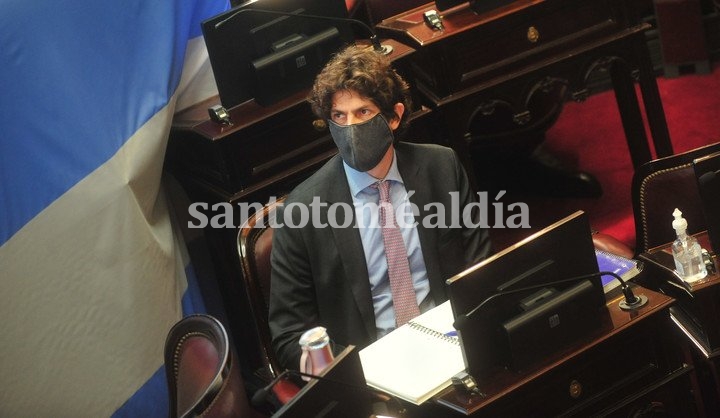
[672,208,688,235]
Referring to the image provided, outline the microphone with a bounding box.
[214,8,393,56]
[252,369,405,416]
[453,271,649,330]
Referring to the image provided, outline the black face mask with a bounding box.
[328,113,394,172]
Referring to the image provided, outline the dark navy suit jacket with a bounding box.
[269,142,492,370]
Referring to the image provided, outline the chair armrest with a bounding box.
[593,232,634,259]
[272,378,302,405]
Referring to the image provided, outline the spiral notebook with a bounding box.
[359,301,465,405]
[595,249,642,293]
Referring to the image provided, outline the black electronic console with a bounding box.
[268,346,401,418]
[423,10,444,31]
[447,211,644,379]
[249,26,342,106]
[501,279,600,371]
[201,0,354,108]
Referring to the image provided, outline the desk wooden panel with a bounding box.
[433,286,702,416]
[643,232,720,415]
[375,0,673,169]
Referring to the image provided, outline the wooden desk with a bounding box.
[642,233,720,354]
[375,0,674,168]
[426,286,702,416]
[641,232,720,415]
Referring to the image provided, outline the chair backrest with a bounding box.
[631,142,720,254]
[164,314,263,418]
[237,197,286,380]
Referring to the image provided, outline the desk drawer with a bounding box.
[412,0,624,98]
[478,321,688,416]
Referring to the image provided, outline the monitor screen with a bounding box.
[446,211,608,379]
[201,0,353,108]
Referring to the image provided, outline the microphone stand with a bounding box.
[214,8,393,55]
[454,270,648,330]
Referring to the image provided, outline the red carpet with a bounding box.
[492,62,720,252]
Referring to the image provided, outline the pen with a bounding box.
[445,330,458,337]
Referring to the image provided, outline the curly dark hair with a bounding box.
[308,45,413,132]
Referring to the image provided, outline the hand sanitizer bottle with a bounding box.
[671,208,707,282]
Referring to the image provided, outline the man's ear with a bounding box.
[388,102,405,130]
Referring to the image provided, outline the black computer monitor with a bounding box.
[694,150,720,256]
[201,0,353,108]
[273,345,377,417]
[446,211,608,379]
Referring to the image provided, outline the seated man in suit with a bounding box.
[269,45,492,371]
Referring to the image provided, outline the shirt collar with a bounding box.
[344,149,403,198]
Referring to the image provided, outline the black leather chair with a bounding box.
[164,314,265,418]
[631,142,720,254]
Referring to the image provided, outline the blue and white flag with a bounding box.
[0,1,229,416]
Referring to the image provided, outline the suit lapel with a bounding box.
[323,158,376,339]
